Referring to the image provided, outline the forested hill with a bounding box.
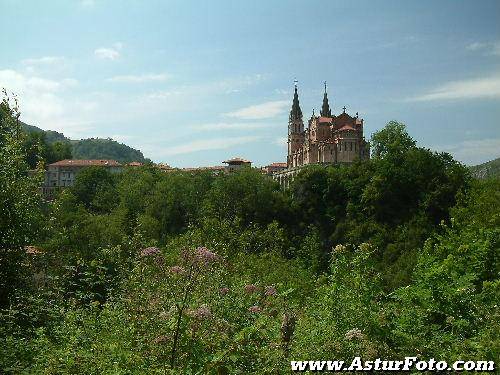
[22,123,69,144]
[469,157,500,179]
[71,138,147,163]
[21,122,149,164]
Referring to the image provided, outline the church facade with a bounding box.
[287,83,370,168]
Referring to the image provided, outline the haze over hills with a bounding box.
[21,122,149,164]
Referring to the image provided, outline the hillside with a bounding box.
[21,122,149,164]
[469,157,500,179]
[71,137,147,163]
[21,122,69,143]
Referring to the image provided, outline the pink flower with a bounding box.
[140,247,160,257]
[345,328,365,340]
[153,335,168,344]
[244,284,258,294]
[220,287,229,295]
[194,246,218,263]
[181,246,219,266]
[188,305,212,320]
[248,305,262,313]
[168,265,185,275]
[264,285,277,296]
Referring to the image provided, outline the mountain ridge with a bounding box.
[21,122,149,164]
[469,157,500,179]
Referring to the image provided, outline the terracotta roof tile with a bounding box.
[49,159,121,167]
[318,116,333,123]
[223,157,251,164]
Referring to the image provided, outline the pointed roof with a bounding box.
[289,83,302,121]
[320,81,331,117]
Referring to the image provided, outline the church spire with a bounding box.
[320,81,332,117]
[289,80,303,121]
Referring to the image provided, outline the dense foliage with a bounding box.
[21,123,148,164]
[0,97,43,307]
[1,101,498,373]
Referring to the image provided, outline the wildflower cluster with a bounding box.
[140,247,161,257]
[187,305,212,320]
[345,328,365,340]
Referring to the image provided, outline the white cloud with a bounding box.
[79,0,96,8]
[435,138,500,165]
[191,122,273,131]
[0,69,97,136]
[408,73,500,102]
[94,43,123,60]
[94,48,120,60]
[160,136,261,156]
[466,41,500,56]
[224,100,289,119]
[0,69,71,93]
[21,56,65,66]
[107,73,169,83]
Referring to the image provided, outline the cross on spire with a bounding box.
[293,78,298,88]
[320,81,331,117]
[289,79,302,121]
[342,106,346,113]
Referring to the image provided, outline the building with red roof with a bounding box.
[286,81,370,169]
[42,159,123,199]
[222,157,252,173]
[272,81,370,188]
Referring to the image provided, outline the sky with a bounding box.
[1,0,499,167]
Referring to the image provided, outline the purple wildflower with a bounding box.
[169,265,186,275]
[140,247,160,257]
[248,305,262,313]
[194,246,218,264]
[181,246,219,266]
[188,305,212,320]
[153,335,168,344]
[345,328,365,340]
[244,284,258,294]
[264,285,277,296]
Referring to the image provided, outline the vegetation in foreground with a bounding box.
[1,96,499,373]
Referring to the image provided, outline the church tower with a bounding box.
[287,81,304,167]
[320,81,331,117]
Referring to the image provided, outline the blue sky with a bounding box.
[1,0,499,167]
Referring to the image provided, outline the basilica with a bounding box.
[287,82,370,168]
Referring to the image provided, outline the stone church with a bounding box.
[287,82,370,168]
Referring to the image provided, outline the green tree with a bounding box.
[0,95,42,306]
[370,120,416,159]
[47,141,72,163]
[22,131,49,169]
[202,169,287,228]
[71,166,118,213]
